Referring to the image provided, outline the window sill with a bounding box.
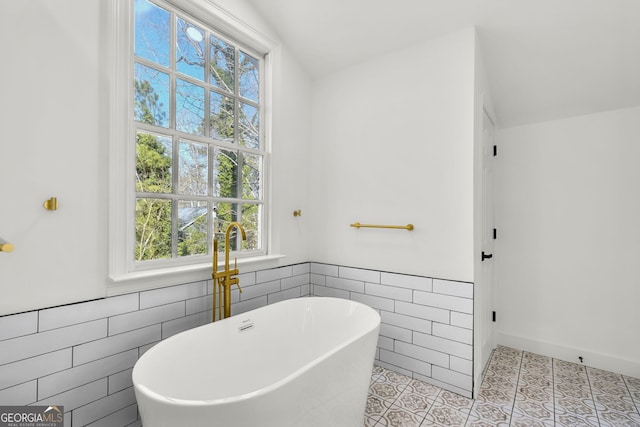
[107,254,286,296]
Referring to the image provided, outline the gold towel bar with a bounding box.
[350,222,414,231]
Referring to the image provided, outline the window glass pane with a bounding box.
[242,153,261,200]
[178,200,208,256]
[241,204,260,250]
[133,0,264,266]
[178,140,208,195]
[134,0,170,67]
[239,51,259,102]
[176,18,205,81]
[210,92,234,142]
[136,131,172,193]
[210,36,235,93]
[136,198,172,261]
[134,63,170,128]
[176,79,205,135]
[213,149,238,198]
[238,102,259,149]
[212,202,237,250]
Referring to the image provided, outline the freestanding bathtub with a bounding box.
[132,297,381,427]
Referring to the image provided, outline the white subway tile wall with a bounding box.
[310,263,473,398]
[0,262,473,426]
[0,311,38,340]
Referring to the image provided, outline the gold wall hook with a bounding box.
[293,209,302,217]
[43,197,58,211]
[0,243,15,253]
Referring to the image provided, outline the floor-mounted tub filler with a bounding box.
[132,297,381,427]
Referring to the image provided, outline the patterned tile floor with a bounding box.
[365,346,640,426]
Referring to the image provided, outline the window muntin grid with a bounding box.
[133,0,264,264]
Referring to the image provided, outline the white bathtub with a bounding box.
[132,297,381,427]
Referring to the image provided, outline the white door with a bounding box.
[480,109,496,371]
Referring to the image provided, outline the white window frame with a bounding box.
[107,0,280,294]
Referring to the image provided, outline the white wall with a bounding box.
[268,46,313,264]
[0,0,312,315]
[0,0,107,314]
[309,29,477,282]
[494,106,640,377]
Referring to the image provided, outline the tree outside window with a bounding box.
[133,0,264,263]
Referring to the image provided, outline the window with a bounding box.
[132,0,266,268]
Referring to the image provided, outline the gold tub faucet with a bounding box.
[212,222,247,321]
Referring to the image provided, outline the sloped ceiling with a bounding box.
[244,0,640,128]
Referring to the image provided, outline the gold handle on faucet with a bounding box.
[233,258,243,293]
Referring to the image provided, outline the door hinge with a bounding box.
[493,228,497,239]
[492,311,496,322]
[493,145,497,157]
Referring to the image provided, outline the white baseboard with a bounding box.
[496,332,640,378]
